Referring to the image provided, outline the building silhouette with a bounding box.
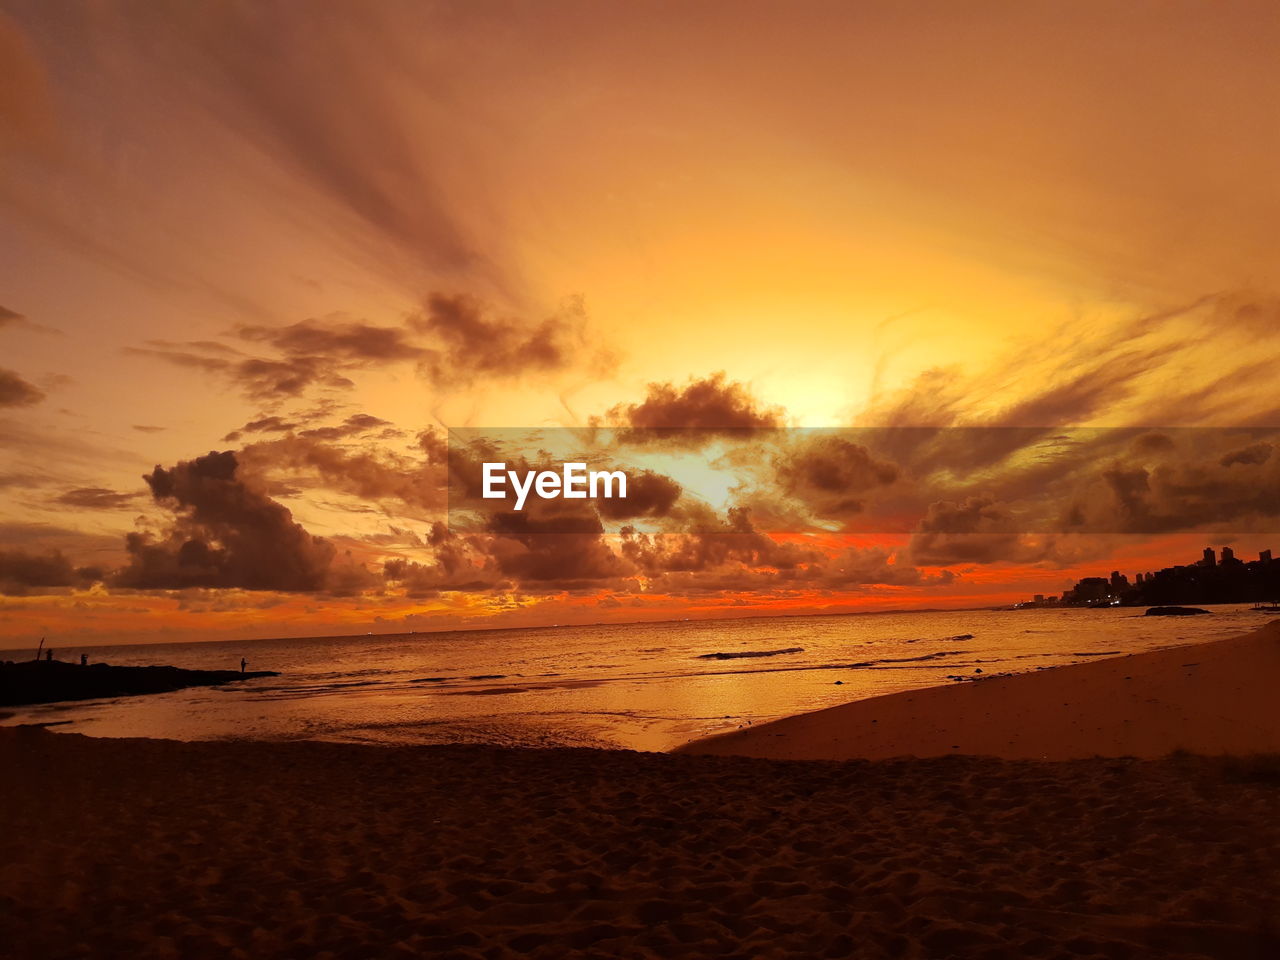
[1056,546,1279,607]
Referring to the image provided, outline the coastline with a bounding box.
[676,620,1280,761]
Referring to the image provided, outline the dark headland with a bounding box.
[0,659,278,707]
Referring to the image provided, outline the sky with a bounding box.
[2,1,1280,645]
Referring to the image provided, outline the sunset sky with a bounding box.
[3,1,1280,645]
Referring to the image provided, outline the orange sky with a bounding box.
[2,2,1280,645]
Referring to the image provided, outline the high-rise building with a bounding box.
[1262,549,1273,563]
[1222,546,1237,563]
[1202,547,1216,566]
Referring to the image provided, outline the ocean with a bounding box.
[3,605,1269,752]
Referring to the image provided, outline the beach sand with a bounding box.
[2,733,1278,958]
[678,620,1280,762]
[2,622,1279,959]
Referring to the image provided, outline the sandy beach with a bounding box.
[679,620,1280,762]
[2,730,1278,960]
[3,624,1279,959]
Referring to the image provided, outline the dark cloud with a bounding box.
[222,415,300,442]
[54,487,136,509]
[128,341,355,403]
[1220,442,1272,468]
[237,318,423,363]
[903,498,1117,566]
[772,435,898,519]
[299,413,396,441]
[0,305,24,327]
[412,293,607,386]
[238,435,444,513]
[908,498,1027,565]
[605,373,782,445]
[813,545,953,589]
[222,412,392,443]
[487,516,632,587]
[597,469,682,520]
[620,508,821,576]
[0,521,125,555]
[0,548,101,595]
[132,424,166,433]
[136,293,603,404]
[1130,431,1176,455]
[1092,453,1280,534]
[0,367,44,407]
[993,345,1181,428]
[114,450,335,591]
[859,298,1221,431]
[224,355,355,401]
[381,523,503,596]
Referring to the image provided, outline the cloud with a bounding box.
[858,297,1226,431]
[604,373,783,447]
[135,294,608,405]
[1220,442,1272,468]
[412,293,612,386]
[0,548,101,595]
[54,487,136,510]
[221,413,395,444]
[486,514,632,587]
[382,522,501,597]
[0,367,44,407]
[0,305,24,327]
[221,416,299,442]
[771,434,898,519]
[127,341,356,404]
[597,469,682,520]
[114,450,336,591]
[299,414,397,441]
[620,508,821,576]
[238,434,444,514]
[237,318,423,363]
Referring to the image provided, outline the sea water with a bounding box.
[3,605,1269,752]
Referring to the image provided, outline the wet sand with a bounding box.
[679,620,1280,761]
[3,727,1279,959]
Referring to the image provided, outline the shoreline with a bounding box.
[676,620,1280,761]
[2,616,1272,756]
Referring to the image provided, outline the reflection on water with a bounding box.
[3,606,1269,752]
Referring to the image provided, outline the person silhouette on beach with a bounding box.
[240,658,247,673]
[80,654,87,666]
[45,649,53,662]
